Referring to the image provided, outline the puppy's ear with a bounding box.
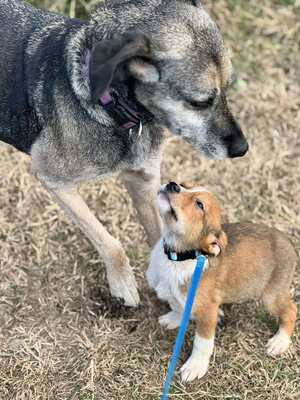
[200,230,227,257]
[90,31,151,102]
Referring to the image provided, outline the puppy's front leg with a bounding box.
[48,186,140,307]
[181,304,219,382]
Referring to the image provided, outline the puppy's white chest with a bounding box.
[146,240,196,308]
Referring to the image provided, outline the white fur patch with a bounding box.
[181,335,214,382]
[159,311,182,330]
[159,184,209,194]
[147,239,199,309]
[157,193,172,215]
[187,186,209,193]
[266,328,291,356]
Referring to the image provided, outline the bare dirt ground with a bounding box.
[0,1,299,399]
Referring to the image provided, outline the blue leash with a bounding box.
[161,255,207,400]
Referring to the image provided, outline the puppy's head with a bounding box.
[157,182,227,255]
[88,0,248,160]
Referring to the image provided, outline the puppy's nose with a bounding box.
[166,182,181,193]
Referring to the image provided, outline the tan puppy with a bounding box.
[147,182,297,382]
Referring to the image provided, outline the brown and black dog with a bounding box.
[0,0,248,308]
[147,182,297,382]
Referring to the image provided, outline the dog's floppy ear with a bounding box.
[90,31,151,102]
[200,229,227,257]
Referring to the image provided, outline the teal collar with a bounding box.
[163,241,208,262]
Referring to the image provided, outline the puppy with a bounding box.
[147,182,297,382]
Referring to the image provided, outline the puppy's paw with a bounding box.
[266,328,291,357]
[159,311,181,330]
[107,268,140,307]
[181,355,209,382]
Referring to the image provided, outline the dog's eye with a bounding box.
[189,97,215,110]
[196,200,204,210]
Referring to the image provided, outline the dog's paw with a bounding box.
[159,311,181,330]
[266,328,291,357]
[107,268,140,307]
[180,355,209,383]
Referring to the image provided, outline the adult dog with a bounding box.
[0,0,248,306]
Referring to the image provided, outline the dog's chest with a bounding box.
[147,241,195,308]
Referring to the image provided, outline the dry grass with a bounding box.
[0,1,299,399]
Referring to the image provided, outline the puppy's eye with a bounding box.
[196,200,204,210]
[189,97,215,110]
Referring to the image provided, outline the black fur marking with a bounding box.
[0,0,85,154]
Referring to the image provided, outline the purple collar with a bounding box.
[100,90,142,132]
[99,87,154,136]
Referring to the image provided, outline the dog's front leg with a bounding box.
[47,186,140,307]
[121,165,162,248]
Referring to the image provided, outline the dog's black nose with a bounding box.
[166,182,181,193]
[228,139,249,158]
[226,118,249,158]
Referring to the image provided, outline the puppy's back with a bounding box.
[219,223,297,303]
[224,222,296,265]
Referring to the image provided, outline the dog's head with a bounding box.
[88,0,248,159]
[157,181,227,255]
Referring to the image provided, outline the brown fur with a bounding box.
[167,184,298,342]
